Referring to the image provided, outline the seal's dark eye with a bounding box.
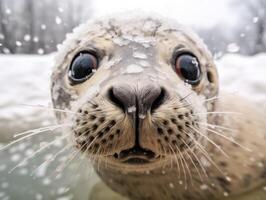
[69,52,98,84]
[175,54,201,85]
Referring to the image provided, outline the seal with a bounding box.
[51,13,266,200]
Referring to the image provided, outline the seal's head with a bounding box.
[51,14,218,172]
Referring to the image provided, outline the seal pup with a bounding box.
[51,14,266,200]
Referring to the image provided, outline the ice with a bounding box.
[103,57,122,69]
[126,64,143,74]
[139,114,146,119]
[128,106,136,113]
[139,60,150,67]
[112,37,130,46]
[133,52,148,59]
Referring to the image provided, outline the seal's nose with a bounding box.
[108,83,166,114]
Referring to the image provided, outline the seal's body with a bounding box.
[51,14,266,200]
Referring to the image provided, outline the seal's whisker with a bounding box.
[189,126,230,158]
[8,133,70,173]
[53,141,89,177]
[19,104,78,115]
[179,94,235,110]
[183,130,208,179]
[173,145,188,189]
[70,145,98,182]
[196,122,237,132]
[32,130,89,176]
[0,124,71,151]
[168,144,176,169]
[203,95,220,103]
[172,95,219,110]
[13,123,71,138]
[168,144,181,178]
[193,111,243,116]
[184,150,201,184]
[161,144,168,169]
[31,143,73,176]
[204,126,252,152]
[180,138,204,182]
[96,148,103,172]
[53,134,99,177]
[63,147,93,182]
[180,91,194,102]
[186,132,225,176]
[177,145,192,188]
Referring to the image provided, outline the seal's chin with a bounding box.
[122,157,150,164]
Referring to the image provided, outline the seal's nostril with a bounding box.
[108,87,126,112]
[151,88,166,112]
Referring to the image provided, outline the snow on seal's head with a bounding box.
[50,12,219,198]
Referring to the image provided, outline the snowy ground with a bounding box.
[0,53,265,199]
[218,53,266,106]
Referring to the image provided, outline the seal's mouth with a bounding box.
[113,146,156,164]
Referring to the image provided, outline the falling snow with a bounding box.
[253,17,259,23]
[24,35,31,42]
[15,41,22,47]
[227,43,240,53]
[41,24,47,30]
[55,16,62,25]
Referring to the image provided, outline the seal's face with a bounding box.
[51,16,218,172]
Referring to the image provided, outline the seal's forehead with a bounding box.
[55,14,211,69]
[87,16,199,43]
